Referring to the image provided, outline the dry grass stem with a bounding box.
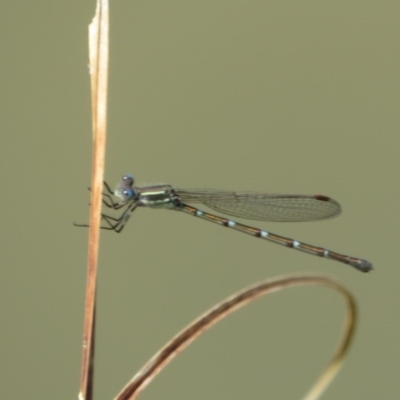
[114,274,357,400]
[79,1,109,399]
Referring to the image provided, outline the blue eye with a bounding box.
[123,189,134,199]
[122,174,134,187]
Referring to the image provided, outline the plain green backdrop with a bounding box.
[0,1,398,399]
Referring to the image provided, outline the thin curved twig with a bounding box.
[114,274,357,400]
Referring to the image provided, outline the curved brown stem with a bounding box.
[114,274,357,400]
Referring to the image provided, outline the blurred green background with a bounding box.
[0,1,398,399]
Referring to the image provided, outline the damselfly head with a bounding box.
[114,174,135,202]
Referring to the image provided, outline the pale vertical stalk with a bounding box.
[79,1,109,399]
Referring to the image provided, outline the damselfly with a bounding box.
[75,174,373,272]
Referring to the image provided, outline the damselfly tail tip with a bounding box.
[355,259,374,273]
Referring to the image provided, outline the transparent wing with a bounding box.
[176,189,341,222]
